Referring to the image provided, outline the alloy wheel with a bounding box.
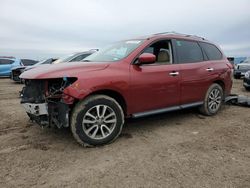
[82,105,117,140]
[208,88,222,113]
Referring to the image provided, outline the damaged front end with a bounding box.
[20,77,77,128]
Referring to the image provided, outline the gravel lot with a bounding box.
[0,78,249,188]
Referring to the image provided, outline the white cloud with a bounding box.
[0,0,250,59]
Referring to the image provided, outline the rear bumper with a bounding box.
[234,70,247,76]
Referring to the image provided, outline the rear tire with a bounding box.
[234,75,241,79]
[71,95,124,147]
[199,83,223,116]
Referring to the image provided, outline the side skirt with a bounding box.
[131,102,203,118]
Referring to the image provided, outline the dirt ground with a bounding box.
[0,78,249,188]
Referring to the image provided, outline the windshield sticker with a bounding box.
[176,41,182,46]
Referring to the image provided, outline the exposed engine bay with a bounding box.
[20,78,76,128]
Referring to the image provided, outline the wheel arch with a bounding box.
[213,80,225,90]
[213,80,225,98]
[84,89,127,116]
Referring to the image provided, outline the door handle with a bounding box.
[206,68,214,72]
[169,71,179,76]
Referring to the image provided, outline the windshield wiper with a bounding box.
[82,60,91,62]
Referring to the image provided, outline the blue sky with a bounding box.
[1,0,250,60]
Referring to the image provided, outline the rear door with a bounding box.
[199,42,232,96]
[173,39,213,104]
[130,40,181,114]
[0,59,14,76]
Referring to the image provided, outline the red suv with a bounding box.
[20,33,233,146]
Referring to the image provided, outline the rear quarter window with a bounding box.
[199,42,222,60]
[175,40,204,63]
[0,59,14,65]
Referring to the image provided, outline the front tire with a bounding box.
[199,83,223,116]
[244,86,250,91]
[71,95,124,147]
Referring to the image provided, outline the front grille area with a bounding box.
[12,69,22,81]
[20,79,71,128]
[21,79,46,103]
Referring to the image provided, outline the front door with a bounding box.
[129,40,180,114]
[0,59,14,76]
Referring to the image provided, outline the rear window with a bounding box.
[175,40,204,63]
[199,42,222,60]
[0,59,14,65]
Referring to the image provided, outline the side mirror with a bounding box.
[138,53,156,65]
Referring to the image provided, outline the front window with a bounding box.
[84,40,144,62]
[142,40,173,64]
[0,59,14,65]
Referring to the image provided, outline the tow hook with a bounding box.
[225,94,250,107]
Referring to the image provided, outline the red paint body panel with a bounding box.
[129,64,180,113]
[20,34,233,117]
[210,59,233,96]
[179,61,213,104]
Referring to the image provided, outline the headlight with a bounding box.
[245,72,250,78]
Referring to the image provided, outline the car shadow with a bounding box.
[27,107,202,148]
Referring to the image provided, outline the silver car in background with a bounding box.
[234,57,250,79]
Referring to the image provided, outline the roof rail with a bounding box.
[186,34,205,40]
[153,31,186,36]
[153,31,205,40]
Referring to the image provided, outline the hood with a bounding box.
[11,66,27,71]
[238,63,250,66]
[238,63,250,69]
[20,61,109,79]
[24,64,47,71]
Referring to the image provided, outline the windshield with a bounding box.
[35,59,52,66]
[52,54,75,64]
[242,58,250,64]
[84,40,144,62]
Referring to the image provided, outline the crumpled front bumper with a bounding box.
[22,103,48,116]
[21,101,69,128]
